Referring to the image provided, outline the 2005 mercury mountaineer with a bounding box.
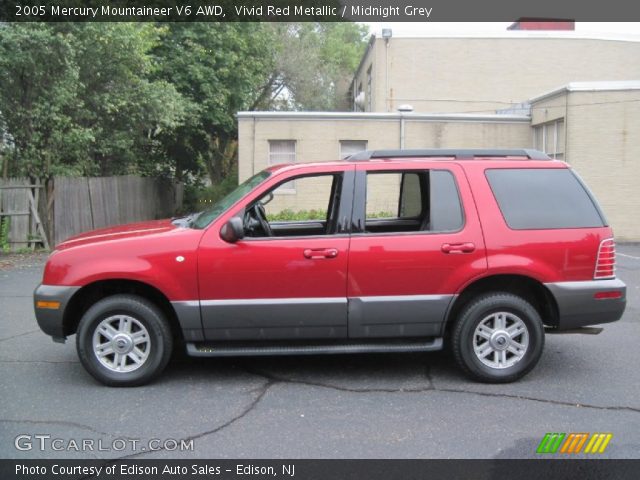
[34,149,626,386]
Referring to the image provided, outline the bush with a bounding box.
[266,209,396,221]
[267,209,326,221]
[0,217,10,253]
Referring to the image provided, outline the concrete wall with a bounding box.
[353,36,640,114]
[239,113,531,180]
[238,113,531,217]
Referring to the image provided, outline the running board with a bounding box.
[544,327,604,335]
[186,338,443,357]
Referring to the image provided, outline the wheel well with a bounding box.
[444,275,559,335]
[63,280,183,341]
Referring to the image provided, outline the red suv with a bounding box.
[34,149,626,386]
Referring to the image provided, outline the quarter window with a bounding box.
[486,168,605,229]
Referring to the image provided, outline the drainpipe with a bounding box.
[382,28,392,112]
[397,104,413,150]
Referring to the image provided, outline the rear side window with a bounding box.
[363,169,463,234]
[486,168,605,229]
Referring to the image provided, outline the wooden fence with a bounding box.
[0,178,48,251]
[0,176,183,251]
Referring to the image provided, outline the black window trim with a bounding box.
[352,168,466,237]
[239,169,356,241]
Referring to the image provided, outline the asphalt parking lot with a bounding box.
[1,247,639,460]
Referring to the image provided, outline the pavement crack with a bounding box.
[434,387,640,414]
[242,366,434,394]
[115,379,274,460]
[240,365,640,414]
[0,330,40,343]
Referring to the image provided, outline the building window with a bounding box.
[366,65,372,112]
[268,140,296,164]
[533,120,565,160]
[268,140,296,191]
[354,82,364,112]
[340,140,368,159]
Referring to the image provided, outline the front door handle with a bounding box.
[441,242,476,254]
[303,248,338,259]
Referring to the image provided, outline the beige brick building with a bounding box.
[529,82,640,240]
[352,33,640,114]
[237,33,640,240]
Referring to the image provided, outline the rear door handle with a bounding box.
[303,248,338,259]
[441,242,476,254]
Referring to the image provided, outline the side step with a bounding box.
[186,338,443,357]
[544,326,603,335]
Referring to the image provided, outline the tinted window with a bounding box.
[486,168,605,229]
[430,170,464,232]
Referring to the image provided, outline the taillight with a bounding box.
[594,238,616,279]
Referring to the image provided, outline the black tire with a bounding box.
[76,294,173,387]
[451,293,544,383]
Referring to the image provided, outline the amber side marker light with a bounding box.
[593,291,623,300]
[36,301,61,310]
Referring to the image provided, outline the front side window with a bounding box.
[243,173,344,238]
[191,171,271,229]
[363,170,463,234]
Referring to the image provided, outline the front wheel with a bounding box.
[451,293,544,383]
[76,295,173,387]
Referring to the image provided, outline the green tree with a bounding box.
[268,23,369,111]
[154,22,368,187]
[57,23,189,176]
[153,23,277,185]
[0,23,189,179]
[0,22,369,188]
[0,23,90,178]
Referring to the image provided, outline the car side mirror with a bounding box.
[220,217,245,243]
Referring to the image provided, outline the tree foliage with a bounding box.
[0,22,369,185]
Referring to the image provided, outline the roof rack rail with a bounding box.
[348,149,550,161]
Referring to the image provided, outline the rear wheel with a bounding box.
[451,293,544,383]
[76,295,173,387]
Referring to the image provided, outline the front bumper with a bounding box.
[33,284,80,341]
[545,279,626,330]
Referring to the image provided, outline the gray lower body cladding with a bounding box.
[181,295,454,341]
[545,279,626,330]
[33,284,80,341]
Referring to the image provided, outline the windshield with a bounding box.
[191,170,271,229]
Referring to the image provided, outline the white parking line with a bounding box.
[618,253,640,260]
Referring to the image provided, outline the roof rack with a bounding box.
[348,149,550,161]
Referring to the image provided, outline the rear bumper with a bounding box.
[545,279,626,330]
[33,284,80,341]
